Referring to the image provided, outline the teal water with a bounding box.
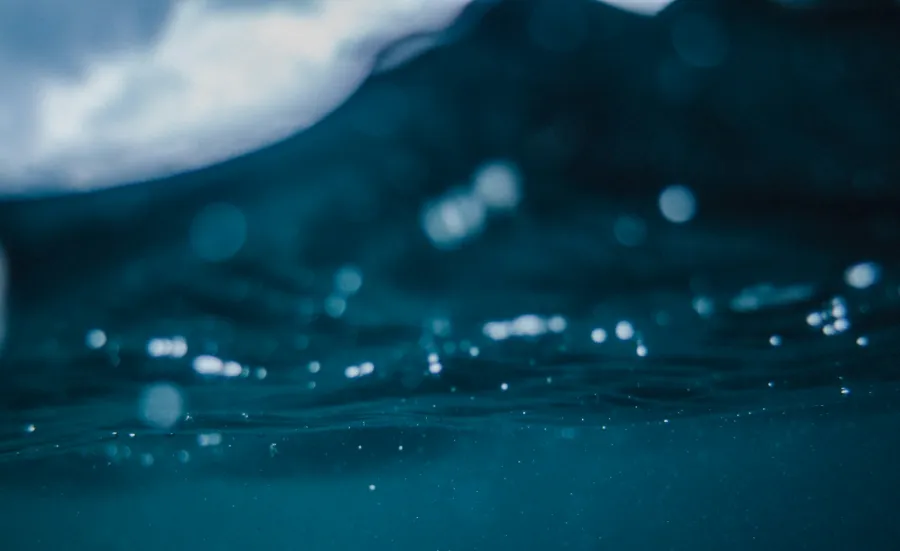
[0,0,899,549]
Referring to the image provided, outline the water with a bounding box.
[1,0,899,549]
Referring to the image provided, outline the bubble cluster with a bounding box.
[482,314,568,341]
[422,160,522,249]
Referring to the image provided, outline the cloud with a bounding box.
[0,0,472,193]
[596,0,675,15]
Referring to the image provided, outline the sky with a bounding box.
[0,0,674,194]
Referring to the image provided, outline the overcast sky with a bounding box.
[0,0,672,195]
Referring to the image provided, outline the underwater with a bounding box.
[0,0,898,549]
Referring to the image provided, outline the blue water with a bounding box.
[1,0,899,549]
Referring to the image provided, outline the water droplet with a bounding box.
[422,189,487,249]
[86,329,107,349]
[658,185,696,223]
[844,261,880,290]
[472,160,521,211]
[324,295,347,318]
[138,383,184,430]
[615,321,635,340]
[334,266,363,295]
[591,328,608,343]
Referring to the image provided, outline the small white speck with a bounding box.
[769,335,782,347]
[591,328,607,343]
[856,336,869,347]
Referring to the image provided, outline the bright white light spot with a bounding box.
[658,185,696,223]
[345,365,361,379]
[831,300,848,319]
[193,355,224,375]
[308,361,321,374]
[428,362,443,375]
[171,337,188,358]
[360,362,375,376]
[844,262,880,290]
[806,312,823,327]
[147,336,188,358]
[368,484,376,491]
[86,329,107,349]
[547,315,568,333]
[472,160,521,211]
[223,362,242,377]
[483,321,510,341]
[615,321,634,340]
[139,383,184,430]
[591,328,607,343]
[769,335,782,347]
[833,318,850,333]
[856,336,869,347]
[500,382,509,391]
[25,424,36,433]
[822,324,837,336]
[469,346,480,357]
[511,314,546,337]
[840,386,851,395]
[636,343,648,357]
